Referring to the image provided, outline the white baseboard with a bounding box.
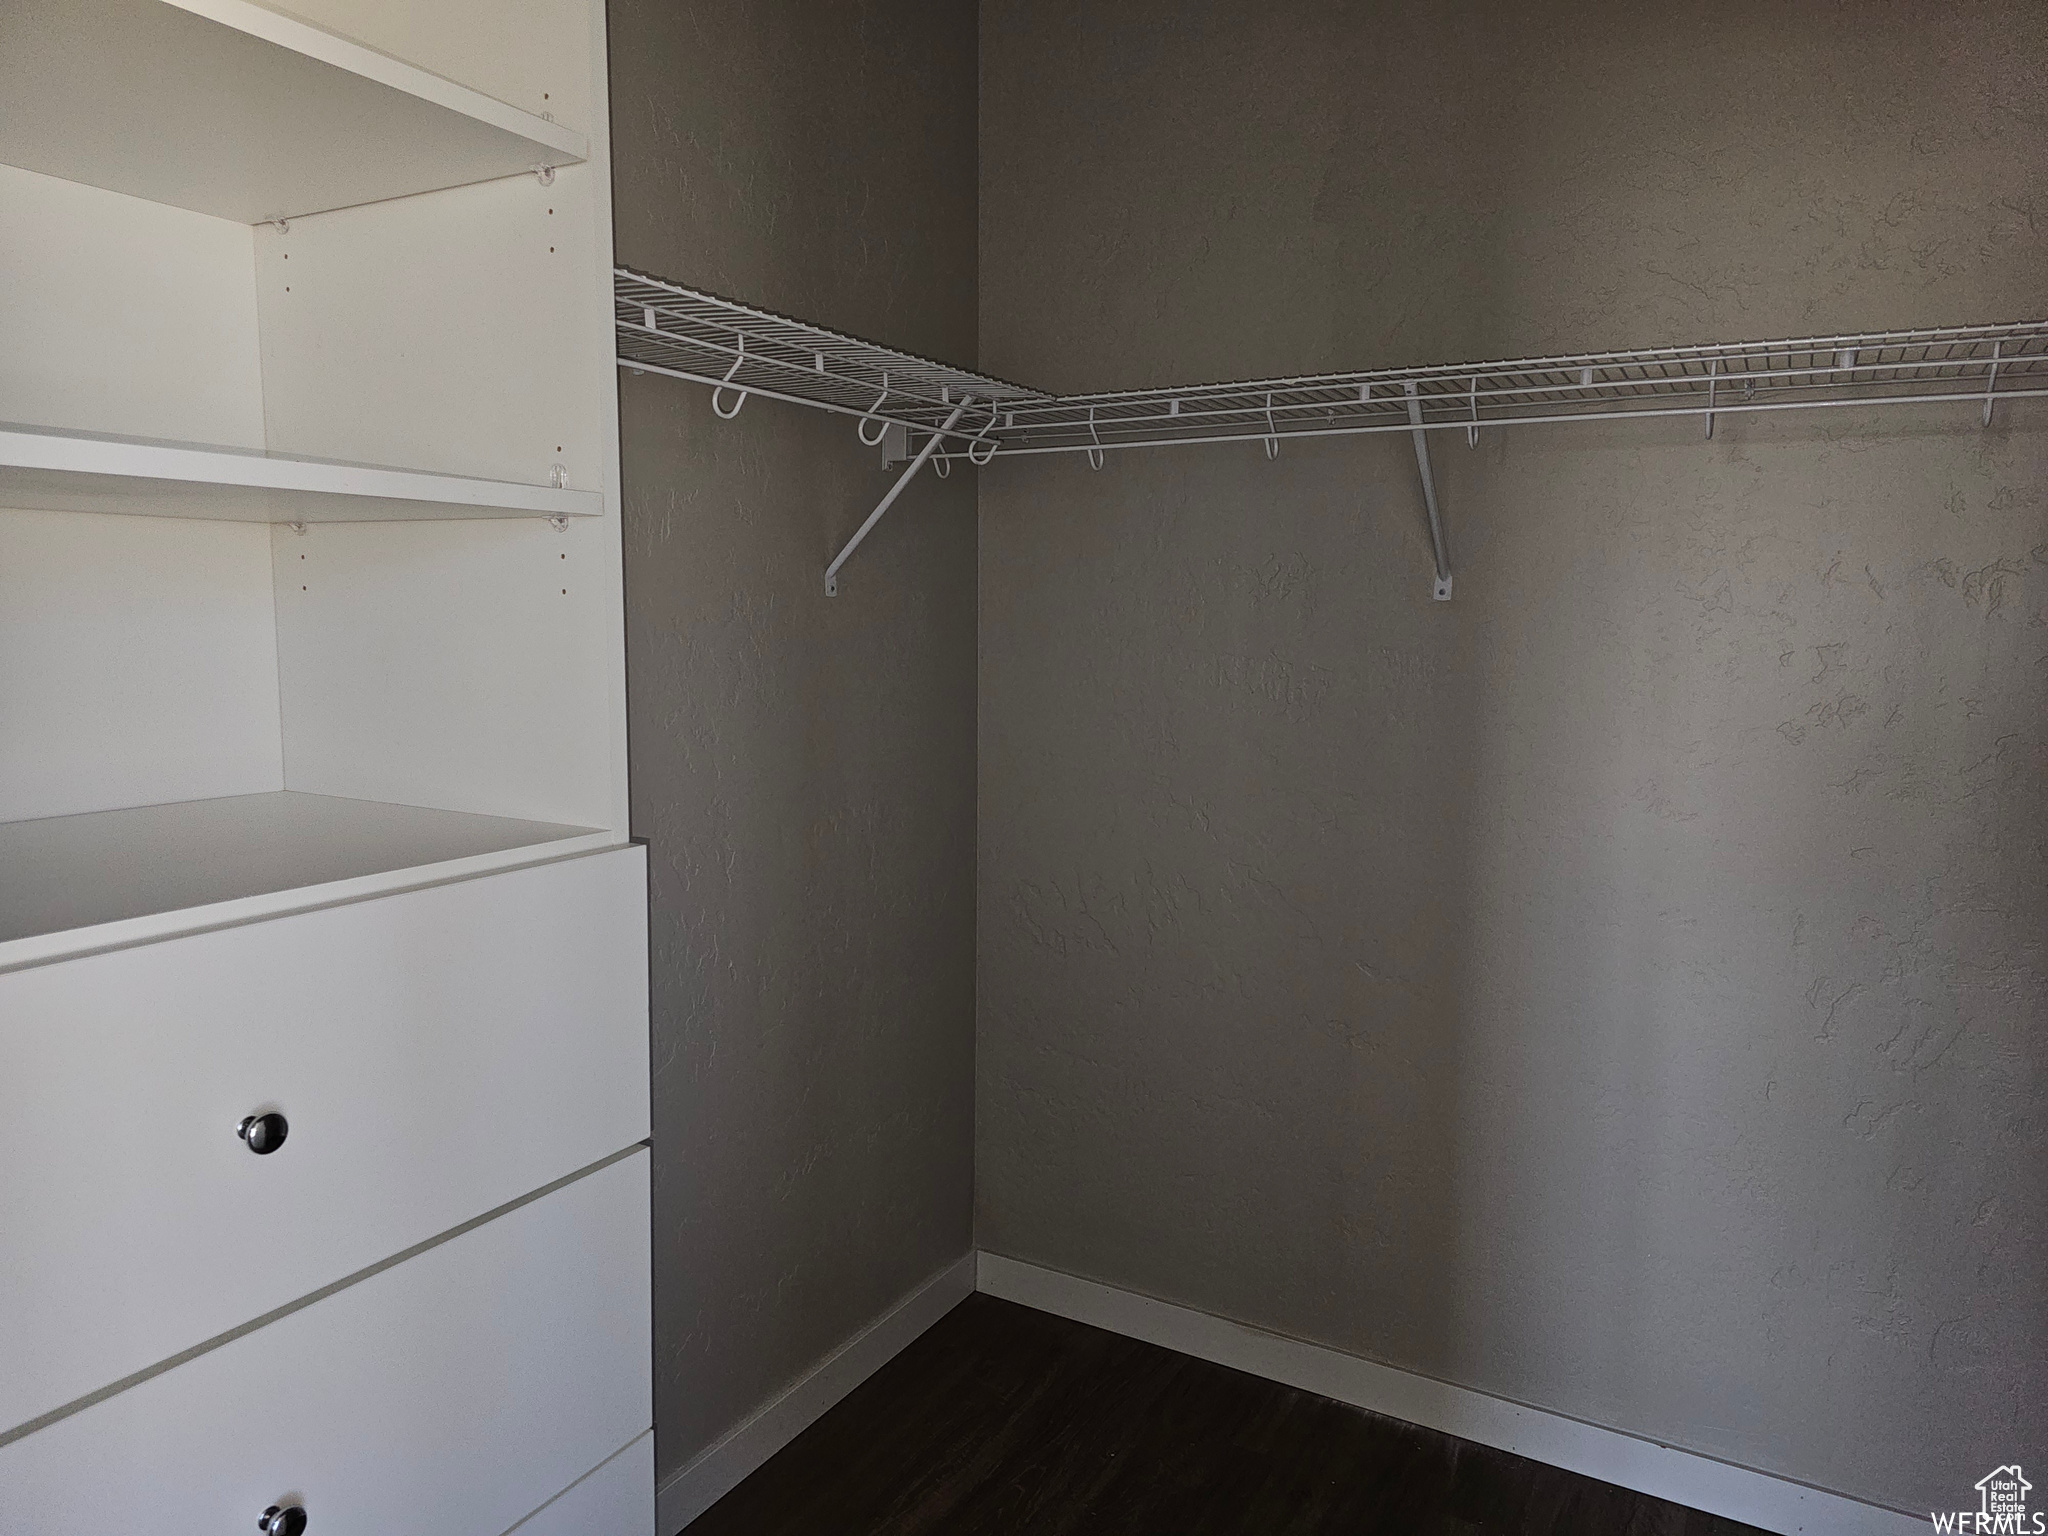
[656,1252,976,1534]
[976,1252,1923,1536]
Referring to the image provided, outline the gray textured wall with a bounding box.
[977,0,2047,1516]
[610,0,978,1487]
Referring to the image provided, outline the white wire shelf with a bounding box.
[615,268,1046,446]
[965,320,2048,461]
[616,274,2047,601]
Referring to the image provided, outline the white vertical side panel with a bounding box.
[0,509,282,823]
[0,163,264,447]
[260,0,594,130]
[581,0,631,839]
[0,1152,653,1536]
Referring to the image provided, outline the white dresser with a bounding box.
[0,1,652,1530]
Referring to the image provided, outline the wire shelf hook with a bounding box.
[857,373,892,446]
[711,335,749,419]
[1086,405,1104,470]
[1263,392,1280,459]
[1467,378,1479,447]
[968,399,1002,466]
[1984,339,2002,427]
[933,399,973,477]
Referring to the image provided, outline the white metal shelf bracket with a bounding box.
[825,400,971,597]
[1404,383,1454,601]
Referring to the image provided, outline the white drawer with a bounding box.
[0,845,649,1437]
[0,1149,652,1536]
[514,1431,655,1536]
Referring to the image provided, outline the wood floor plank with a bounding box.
[683,1294,1770,1536]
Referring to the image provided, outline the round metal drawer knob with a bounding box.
[237,1111,289,1155]
[258,1505,307,1535]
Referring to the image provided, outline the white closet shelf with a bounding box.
[0,424,602,523]
[615,268,1046,444]
[615,264,2048,600]
[975,320,2048,459]
[1,0,587,224]
[0,791,616,971]
[616,271,2048,461]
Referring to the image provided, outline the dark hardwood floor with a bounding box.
[687,1293,1766,1535]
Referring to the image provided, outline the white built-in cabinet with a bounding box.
[0,1,652,1530]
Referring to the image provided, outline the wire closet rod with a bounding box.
[932,386,2048,461]
[955,319,2048,459]
[993,357,2027,441]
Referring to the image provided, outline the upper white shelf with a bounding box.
[0,422,601,523]
[0,0,587,223]
[616,268,1047,445]
[0,791,614,971]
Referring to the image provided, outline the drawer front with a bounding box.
[0,1150,652,1536]
[511,1431,655,1536]
[0,844,648,1436]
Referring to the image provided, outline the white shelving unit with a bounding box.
[2,9,632,889]
[2,1,651,1529]
[1,0,586,223]
[615,270,2048,600]
[0,422,602,523]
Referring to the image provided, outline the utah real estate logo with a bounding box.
[1932,1466,2040,1534]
